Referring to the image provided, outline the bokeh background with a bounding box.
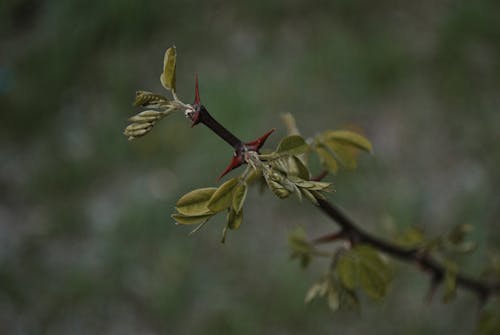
[1,0,500,334]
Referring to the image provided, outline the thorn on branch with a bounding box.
[311,170,329,182]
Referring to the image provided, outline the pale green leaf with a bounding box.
[175,187,217,216]
[338,285,360,311]
[291,156,311,180]
[396,226,426,248]
[300,188,319,205]
[325,140,358,169]
[232,183,247,214]
[221,225,229,244]
[335,245,391,300]
[323,130,373,153]
[336,253,357,290]
[133,91,171,108]
[128,110,169,123]
[171,213,213,225]
[207,178,239,212]
[267,180,291,198]
[160,46,177,91]
[327,290,340,312]
[276,135,308,156]
[305,283,322,304]
[358,262,388,300]
[316,147,339,174]
[355,246,391,300]
[288,227,312,268]
[227,208,243,230]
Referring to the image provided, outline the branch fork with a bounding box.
[187,74,275,179]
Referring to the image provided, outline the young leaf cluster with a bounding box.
[172,177,248,242]
[394,223,479,302]
[299,242,391,312]
[312,130,372,174]
[124,46,192,140]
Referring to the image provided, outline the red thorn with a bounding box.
[218,155,244,180]
[245,128,275,152]
[194,73,200,105]
[190,110,201,127]
[311,170,328,181]
[312,231,346,244]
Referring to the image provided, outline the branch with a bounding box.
[190,105,243,149]
[183,99,500,302]
[315,198,500,301]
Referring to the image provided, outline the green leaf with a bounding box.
[133,91,171,108]
[325,140,358,169]
[171,213,213,225]
[160,46,177,91]
[128,110,169,123]
[175,187,217,216]
[221,225,229,244]
[227,208,243,230]
[207,178,239,212]
[289,177,332,192]
[267,180,291,199]
[396,226,426,248]
[304,280,328,304]
[327,290,340,312]
[323,130,373,153]
[232,182,247,214]
[123,122,154,139]
[356,246,391,300]
[276,135,308,156]
[336,253,357,290]
[288,227,312,268]
[335,245,391,300]
[300,188,319,205]
[316,147,339,174]
[291,156,311,180]
[338,285,360,311]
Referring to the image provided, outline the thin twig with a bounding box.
[315,198,500,300]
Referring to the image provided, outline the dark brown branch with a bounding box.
[316,198,500,300]
[192,105,242,149]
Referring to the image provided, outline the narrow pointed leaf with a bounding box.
[292,156,311,180]
[207,178,239,212]
[323,130,373,153]
[336,253,357,290]
[134,91,171,107]
[232,183,247,214]
[227,208,243,230]
[355,246,391,300]
[325,140,358,169]
[316,147,339,174]
[327,290,340,312]
[171,213,213,225]
[176,187,217,216]
[276,135,308,156]
[160,46,177,91]
[300,188,319,205]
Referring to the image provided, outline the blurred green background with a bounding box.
[1,0,500,334]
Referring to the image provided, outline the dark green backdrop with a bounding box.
[1,0,499,333]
